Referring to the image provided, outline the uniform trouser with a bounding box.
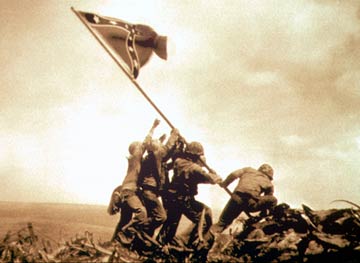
[210,192,277,234]
[141,189,167,237]
[120,189,148,231]
[157,194,212,246]
[111,203,133,241]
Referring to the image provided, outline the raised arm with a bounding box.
[143,119,161,151]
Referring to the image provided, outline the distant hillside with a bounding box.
[0,201,199,242]
[0,201,118,242]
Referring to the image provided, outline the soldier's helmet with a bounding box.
[128,141,143,155]
[186,141,204,156]
[258,163,274,179]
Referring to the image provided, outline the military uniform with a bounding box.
[157,156,221,246]
[107,185,133,241]
[138,129,179,236]
[117,142,148,237]
[211,164,278,234]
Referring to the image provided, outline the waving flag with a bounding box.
[72,8,167,79]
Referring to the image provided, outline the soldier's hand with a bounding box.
[152,118,161,128]
[219,181,227,188]
[171,128,179,136]
[210,173,223,184]
[158,133,167,143]
[208,168,217,174]
[231,193,241,203]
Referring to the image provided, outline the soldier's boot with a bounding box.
[192,232,214,263]
[115,229,135,246]
[195,230,215,257]
[246,215,263,225]
[259,209,269,217]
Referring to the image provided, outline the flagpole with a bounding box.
[71,7,232,196]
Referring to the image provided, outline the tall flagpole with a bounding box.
[71,7,233,197]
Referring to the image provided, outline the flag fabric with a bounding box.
[73,8,167,79]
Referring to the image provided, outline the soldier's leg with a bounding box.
[156,196,182,245]
[115,191,149,247]
[210,196,244,234]
[141,189,167,236]
[182,198,208,246]
[111,203,133,241]
[183,199,216,262]
[203,205,213,234]
[121,190,148,230]
[194,197,244,260]
[252,195,278,216]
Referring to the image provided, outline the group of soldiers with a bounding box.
[107,119,278,258]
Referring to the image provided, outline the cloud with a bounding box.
[281,135,307,147]
[1,0,360,208]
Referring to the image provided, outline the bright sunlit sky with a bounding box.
[1,0,360,211]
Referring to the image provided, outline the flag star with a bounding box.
[133,60,138,67]
[94,15,100,24]
[110,21,117,25]
[128,46,134,52]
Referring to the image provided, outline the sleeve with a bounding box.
[207,172,222,184]
[126,152,142,178]
[161,129,180,161]
[221,168,248,187]
[189,163,220,184]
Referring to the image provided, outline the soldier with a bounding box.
[204,164,278,246]
[138,126,180,237]
[156,141,222,249]
[114,120,160,244]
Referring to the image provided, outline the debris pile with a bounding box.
[1,202,359,262]
[208,202,360,262]
[0,223,143,263]
[0,222,55,263]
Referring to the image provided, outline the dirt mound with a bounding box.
[208,202,360,262]
[1,202,359,262]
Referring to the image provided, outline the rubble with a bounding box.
[208,202,360,263]
[1,202,359,262]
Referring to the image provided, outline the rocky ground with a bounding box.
[1,201,359,262]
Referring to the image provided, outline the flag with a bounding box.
[73,8,167,79]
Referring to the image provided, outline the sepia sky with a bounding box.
[1,0,360,210]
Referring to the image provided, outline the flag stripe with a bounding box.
[73,9,166,78]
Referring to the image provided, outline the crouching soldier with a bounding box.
[202,163,278,251]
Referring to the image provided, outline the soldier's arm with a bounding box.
[207,172,223,184]
[143,119,161,149]
[161,128,180,160]
[220,167,250,188]
[164,128,179,150]
[190,162,222,184]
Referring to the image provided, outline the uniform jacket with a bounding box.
[222,167,274,198]
[121,150,143,192]
[169,157,220,196]
[138,130,179,191]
